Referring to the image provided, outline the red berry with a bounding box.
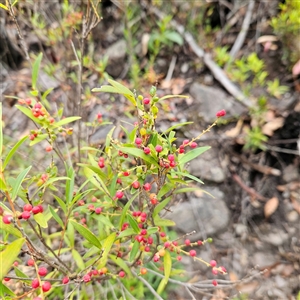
[34,103,42,109]
[143,183,151,191]
[169,161,176,168]
[153,256,160,262]
[185,239,191,246]
[183,139,190,145]
[21,211,31,220]
[147,236,153,244]
[123,171,130,176]
[140,212,147,218]
[42,281,51,292]
[3,215,13,224]
[83,274,91,282]
[197,240,203,246]
[135,138,142,145]
[45,145,53,152]
[92,269,98,275]
[119,271,125,278]
[25,98,32,105]
[190,142,197,148]
[143,147,150,155]
[95,207,102,214]
[179,147,185,154]
[23,204,32,212]
[37,205,43,213]
[210,260,217,267]
[4,277,10,281]
[132,181,140,189]
[143,98,150,105]
[155,145,163,152]
[27,259,35,266]
[216,109,226,117]
[13,261,18,267]
[32,206,40,214]
[38,267,48,276]
[31,278,40,289]
[98,161,105,168]
[115,191,124,199]
[117,178,122,184]
[220,266,227,273]
[177,255,182,261]
[189,250,197,257]
[145,246,150,252]
[164,242,170,248]
[160,232,166,238]
[140,229,147,235]
[212,279,218,286]
[62,276,69,284]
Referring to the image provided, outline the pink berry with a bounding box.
[197,240,203,246]
[32,206,40,214]
[212,268,218,275]
[190,142,197,148]
[83,274,91,282]
[117,178,122,184]
[23,204,33,212]
[21,211,31,220]
[216,109,226,117]
[185,239,191,246]
[143,98,150,105]
[132,181,140,189]
[143,183,151,191]
[169,161,176,168]
[147,236,153,244]
[62,276,69,284]
[123,171,130,176]
[3,215,13,224]
[45,145,52,152]
[143,147,150,155]
[27,259,35,266]
[220,266,227,273]
[92,269,98,276]
[210,260,217,267]
[38,267,48,276]
[98,161,105,168]
[42,281,51,292]
[164,242,170,248]
[37,205,44,213]
[31,278,40,289]
[140,229,147,235]
[168,154,175,161]
[153,256,160,262]
[119,271,125,278]
[140,212,147,218]
[135,138,142,145]
[179,148,185,154]
[95,207,102,214]
[115,191,124,199]
[177,256,182,261]
[212,279,218,286]
[160,232,166,237]
[189,250,197,257]
[155,145,163,152]
[183,139,190,145]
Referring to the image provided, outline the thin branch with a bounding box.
[229,0,255,59]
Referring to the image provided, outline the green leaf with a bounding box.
[157,250,172,294]
[118,146,158,166]
[163,122,193,134]
[49,206,64,228]
[55,116,81,127]
[65,166,75,205]
[98,232,116,268]
[0,103,3,159]
[0,238,25,281]
[0,282,15,297]
[29,133,48,146]
[0,217,22,237]
[70,220,102,249]
[164,31,183,45]
[153,216,175,227]
[52,195,67,214]
[129,240,140,262]
[116,228,135,239]
[14,267,30,282]
[15,105,43,124]
[157,183,173,199]
[33,212,48,228]
[0,177,7,191]
[153,196,172,218]
[3,135,28,170]
[119,192,140,230]
[109,255,132,277]
[147,227,159,235]
[72,249,85,270]
[11,166,32,201]
[127,214,140,233]
[178,146,211,165]
[32,53,43,90]
[0,4,8,10]
[158,94,188,102]
[105,126,115,152]
[175,171,204,184]
[83,167,110,197]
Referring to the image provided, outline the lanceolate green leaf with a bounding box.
[72,249,85,270]
[0,238,25,281]
[178,146,211,165]
[3,135,28,170]
[33,212,48,228]
[118,147,159,166]
[163,121,193,134]
[127,214,140,233]
[109,255,132,277]
[129,240,139,262]
[175,171,204,184]
[29,134,48,146]
[55,116,81,127]
[65,166,75,205]
[49,206,64,228]
[15,105,43,124]
[153,196,172,218]
[0,217,22,237]
[153,216,175,227]
[98,232,116,268]
[0,281,15,297]
[119,192,140,230]
[70,220,102,249]
[83,167,110,197]
[11,166,32,201]
[157,250,172,294]
[32,52,43,90]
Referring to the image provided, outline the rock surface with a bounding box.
[165,187,230,241]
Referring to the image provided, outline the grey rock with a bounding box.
[283,164,299,183]
[188,82,246,123]
[165,187,230,241]
[187,148,225,183]
[261,228,289,246]
[106,39,127,60]
[253,251,279,268]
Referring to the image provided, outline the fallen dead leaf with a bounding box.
[225,119,243,138]
[264,197,279,218]
[229,271,239,282]
[212,289,227,300]
[257,35,278,44]
[236,281,259,293]
[292,59,300,76]
[262,117,284,136]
